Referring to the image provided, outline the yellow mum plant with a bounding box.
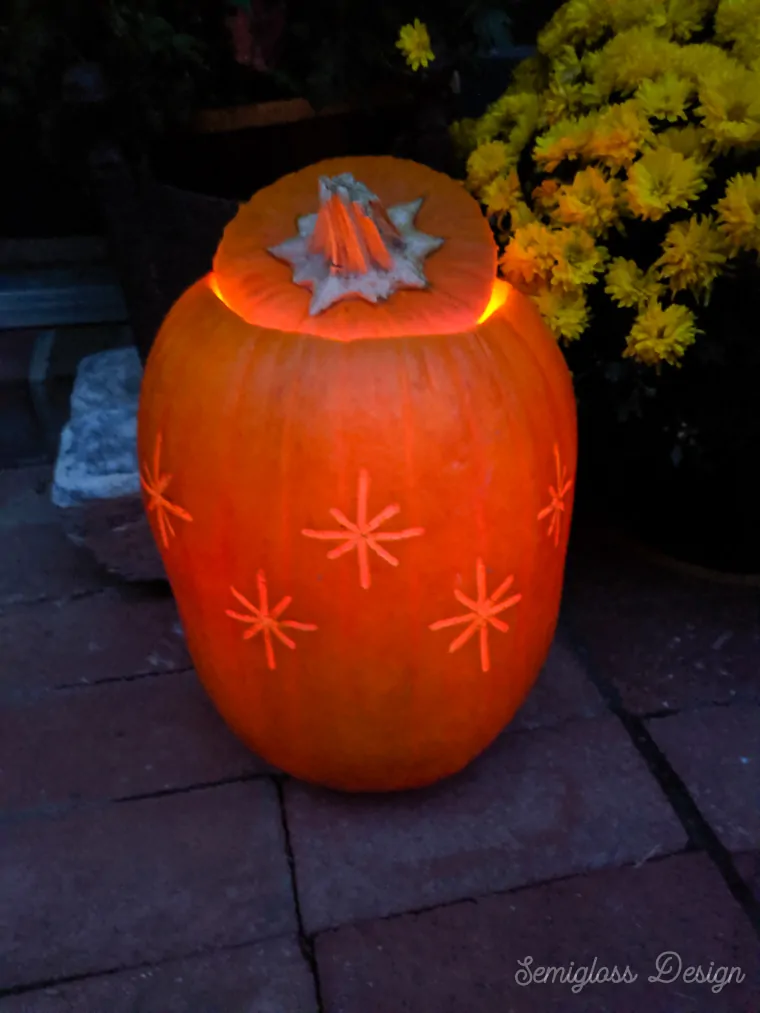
[452,0,760,368]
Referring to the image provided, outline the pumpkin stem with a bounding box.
[268,172,444,315]
[310,179,402,276]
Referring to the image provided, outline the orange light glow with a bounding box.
[208,273,234,311]
[478,279,511,324]
[209,272,512,330]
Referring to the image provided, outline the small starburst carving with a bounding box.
[226,572,317,671]
[302,469,424,589]
[537,443,574,548]
[139,433,193,548]
[429,558,522,673]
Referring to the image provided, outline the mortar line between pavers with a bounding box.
[274,777,326,1013]
[561,615,760,940]
[54,665,197,691]
[0,576,177,616]
[0,929,301,1000]
[0,581,124,613]
[635,697,760,721]
[307,849,698,939]
[0,666,195,710]
[0,772,274,827]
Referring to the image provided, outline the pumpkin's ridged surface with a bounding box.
[212,156,497,340]
[138,279,576,791]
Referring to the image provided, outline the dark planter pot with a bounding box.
[576,385,760,577]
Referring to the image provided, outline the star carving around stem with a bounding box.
[302,469,425,590]
[537,443,574,548]
[139,433,193,548]
[429,558,522,673]
[226,571,318,671]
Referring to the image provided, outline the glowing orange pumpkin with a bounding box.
[137,155,577,792]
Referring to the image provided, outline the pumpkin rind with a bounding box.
[138,269,577,792]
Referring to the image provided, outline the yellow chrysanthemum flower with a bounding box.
[543,79,587,125]
[533,114,594,171]
[636,73,693,122]
[608,0,669,33]
[594,27,682,96]
[577,44,612,107]
[552,166,621,235]
[696,64,760,150]
[499,222,559,291]
[715,1,760,65]
[472,91,541,149]
[509,200,538,228]
[738,38,760,66]
[396,19,434,71]
[466,141,512,193]
[552,44,584,85]
[655,215,729,299]
[624,146,706,220]
[482,171,523,221]
[532,178,561,212]
[503,95,542,158]
[531,286,591,341]
[623,301,700,366]
[677,42,738,82]
[665,0,714,40]
[605,258,664,308]
[714,0,760,58]
[714,169,760,253]
[551,225,609,290]
[654,124,712,161]
[538,0,610,55]
[508,55,548,95]
[586,100,654,169]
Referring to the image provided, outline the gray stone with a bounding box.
[52,346,141,507]
[54,407,139,506]
[52,346,165,580]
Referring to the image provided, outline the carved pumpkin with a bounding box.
[137,155,577,792]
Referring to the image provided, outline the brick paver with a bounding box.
[0,936,318,1013]
[0,522,109,607]
[565,534,760,714]
[285,716,687,933]
[510,629,605,731]
[0,782,296,991]
[0,588,190,701]
[647,705,760,851]
[0,465,58,526]
[315,852,759,1012]
[0,669,269,812]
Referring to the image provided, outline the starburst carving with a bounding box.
[139,433,193,548]
[537,443,574,548]
[429,558,522,673]
[302,469,424,589]
[226,571,317,670]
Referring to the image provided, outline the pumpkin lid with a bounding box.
[212,155,497,340]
